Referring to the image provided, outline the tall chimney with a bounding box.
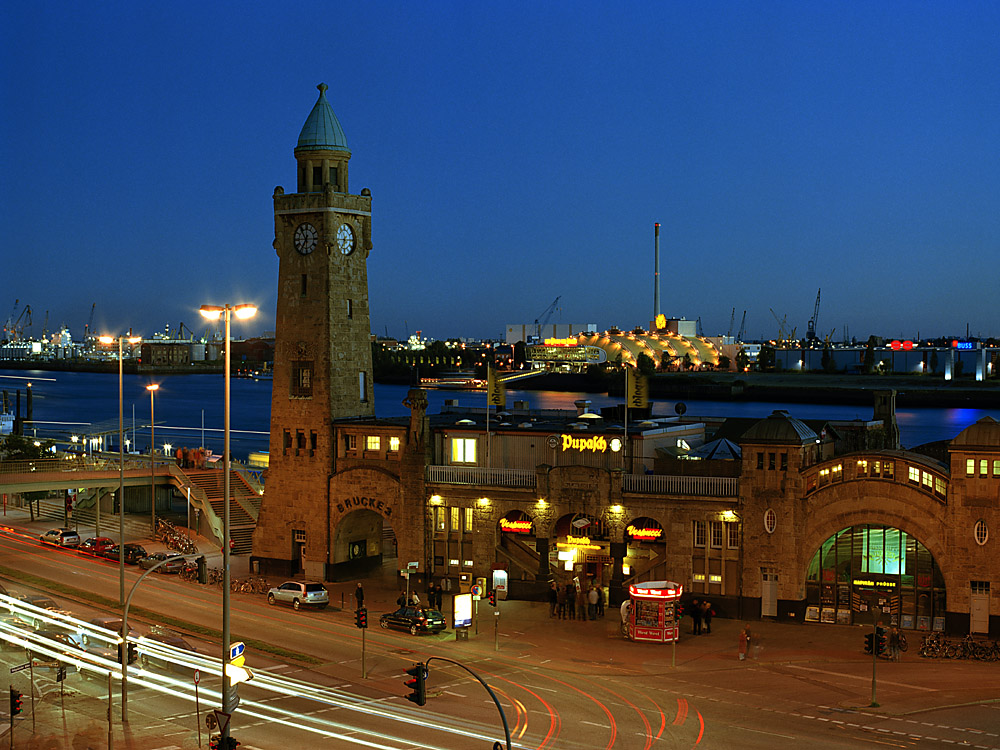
[653,223,661,323]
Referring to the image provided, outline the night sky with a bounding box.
[4,2,999,344]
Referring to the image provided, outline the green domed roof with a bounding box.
[296,83,350,152]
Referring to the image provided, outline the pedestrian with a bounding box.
[701,601,713,634]
[577,586,587,620]
[397,590,406,607]
[548,582,558,617]
[434,582,443,611]
[587,585,599,620]
[596,585,605,617]
[410,591,421,606]
[738,625,750,661]
[355,582,364,610]
[690,598,703,635]
[556,583,567,619]
[565,583,576,620]
[888,625,901,662]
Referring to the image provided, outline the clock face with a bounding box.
[293,223,318,255]
[337,223,356,255]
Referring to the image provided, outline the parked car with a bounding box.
[138,552,187,573]
[13,595,74,631]
[379,606,447,635]
[266,581,329,610]
[81,616,133,646]
[99,544,147,565]
[78,537,116,556]
[137,625,197,670]
[25,630,115,677]
[0,612,28,649]
[39,528,81,548]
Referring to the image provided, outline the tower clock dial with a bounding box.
[337,223,356,255]
[293,222,318,255]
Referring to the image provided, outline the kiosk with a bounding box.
[621,580,683,643]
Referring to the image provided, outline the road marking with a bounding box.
[734,726,797,740]
[581,721,609,728]
[787,664,936,691]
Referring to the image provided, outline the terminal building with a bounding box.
[252,86,1000,638]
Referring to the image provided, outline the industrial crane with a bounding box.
[806,288,821,342]
[534,296,562,340]
[736,310,747,342]
[770,308,789,344]
[84,303,96,341]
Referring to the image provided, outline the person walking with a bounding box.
[548,582,558,617]
[397,590,407,607]
[738,625,751,661]
[701,601,713,634]
[355,582,365,610]
[556,583,567,619]
[690,598,703,635]
[888,625,901,661]
[587,585,599,620]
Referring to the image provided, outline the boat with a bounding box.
[419,377,486,391]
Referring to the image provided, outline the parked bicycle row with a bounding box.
[919,632,1000,661]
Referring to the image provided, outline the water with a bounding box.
[3,369,997,459]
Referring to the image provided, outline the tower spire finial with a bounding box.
[318,82,328,95]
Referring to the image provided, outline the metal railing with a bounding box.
[0,454,169,475]
[623,473,738,497]
[426,466,536,488]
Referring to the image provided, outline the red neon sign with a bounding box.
[500,519,532,533]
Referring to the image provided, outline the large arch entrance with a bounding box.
[330,508,397,581]
[804,524,945,631]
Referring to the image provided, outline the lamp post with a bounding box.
[100,334,140,609]
[200,302,256,745]
[146,384,159,533]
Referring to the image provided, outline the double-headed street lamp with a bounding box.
[99,334,140,609]
[147,383,160,533]
[200,302,256,745]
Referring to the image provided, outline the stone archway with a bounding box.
[328,466,404,581]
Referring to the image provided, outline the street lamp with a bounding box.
[200,301,256,744]
[146,384,160,533]
[100,334,140,610]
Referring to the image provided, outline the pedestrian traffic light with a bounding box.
[404,662,427,706]
[864,633,874,654]
[355,607,368,629]
[488,589,497,607]
[9,687,22,716]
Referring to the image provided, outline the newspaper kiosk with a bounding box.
[622,580,683,643]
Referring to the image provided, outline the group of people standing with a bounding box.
[548,581,605,620]
[687,598,715,634]
[174,446,206,469]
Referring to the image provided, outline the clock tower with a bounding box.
[253,84,375,573]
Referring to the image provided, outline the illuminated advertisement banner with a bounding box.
[626,524,663,541]
[542,337,578,346]
[561,435,608,453]
[557,535,601,550]
[500,519,532,533]
[453,593,472,628]
[526,345,607,364]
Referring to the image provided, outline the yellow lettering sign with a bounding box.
[627,524,662,540]
[560,434,608,453]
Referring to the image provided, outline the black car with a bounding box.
[99,544,148,565]
[138,552,186,573]
[137,625,197,671]
[379,606,447,635]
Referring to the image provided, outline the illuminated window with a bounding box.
[366,435,380,451]
[994,460,1000,477]
[450,507,460,532]
[463,507,473,533]
[710,521,723,549]
[818,468,830,486]
[692,573,706,582]
[967,458,976,476]
[291,361,313,397]
[831,464,842,480]
[981,459,989,477]
[449,559,460,566]
[872,460,881,477]
[883,461,894,479]
[692,521,706,548]
[709,574,722,583]
[463,560,474,567]
[908,466,920,485]
[934,477,947,498]
[857,459,868,476]
[451,437,477,463]
[434,506,446,532]
[922,471,933,490]
[389,436,400,452]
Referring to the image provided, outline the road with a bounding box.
[3,525,1000,748]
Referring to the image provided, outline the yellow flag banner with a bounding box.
[487,368,506,408]
[627,368,648,409]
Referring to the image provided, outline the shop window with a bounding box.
[908,466,920,485]
[710,521,723,549]
[975,520,989,546]
[451,437,477,463]
[967,458,976,477]
[727,522,740,549]
[757,452,764,470]
[692,520,706,548]
[291,361,313,397]
[780,453,788,471]
[366,435,380,451]
[763,508,776,534]
[389,436,400,452]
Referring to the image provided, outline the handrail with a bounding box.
[168,465,224,545]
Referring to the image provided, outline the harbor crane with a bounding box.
[806,288,821,342]
[736,310,747,342]
[83,302,96,340]
[534,296,562,340]
[770,308,789,344]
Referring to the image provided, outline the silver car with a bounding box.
[40,528,81,548]
[266,581,329,610]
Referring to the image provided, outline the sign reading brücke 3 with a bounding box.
[335,496,393,517]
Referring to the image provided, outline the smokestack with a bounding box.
[653,223,661,323]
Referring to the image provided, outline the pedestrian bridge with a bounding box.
[0,455,262,553]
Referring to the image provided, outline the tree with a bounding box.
[513,341,526,369]
[636,353,656,377]
[735,350,749,372]
[757,346,776,371]
[682,353,693,371]
[863,336,877,373]
[718,355,731,371]
[0,434,53,460]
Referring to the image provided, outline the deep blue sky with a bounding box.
[4,2,999,343]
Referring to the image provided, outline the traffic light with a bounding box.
[356,607,368,629]
[225,737,241,750]
[209,734,221,750]
[864,632,874,654]
[488,589,497,607]
[404,662,427,706]
[9,687,22,716]
[876,627,887,655]
[128,642,138,664]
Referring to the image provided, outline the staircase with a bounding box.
[497,534,542,580]
[181,469,260,554]
[32,499,154,541]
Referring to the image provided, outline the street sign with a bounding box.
[212,710,231,735]
[470,584,483,598]
[407,561,419,569]
[193,669,200,685]
[229,641,245,661]
[9,662,30,674]
[56,665,67,682]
